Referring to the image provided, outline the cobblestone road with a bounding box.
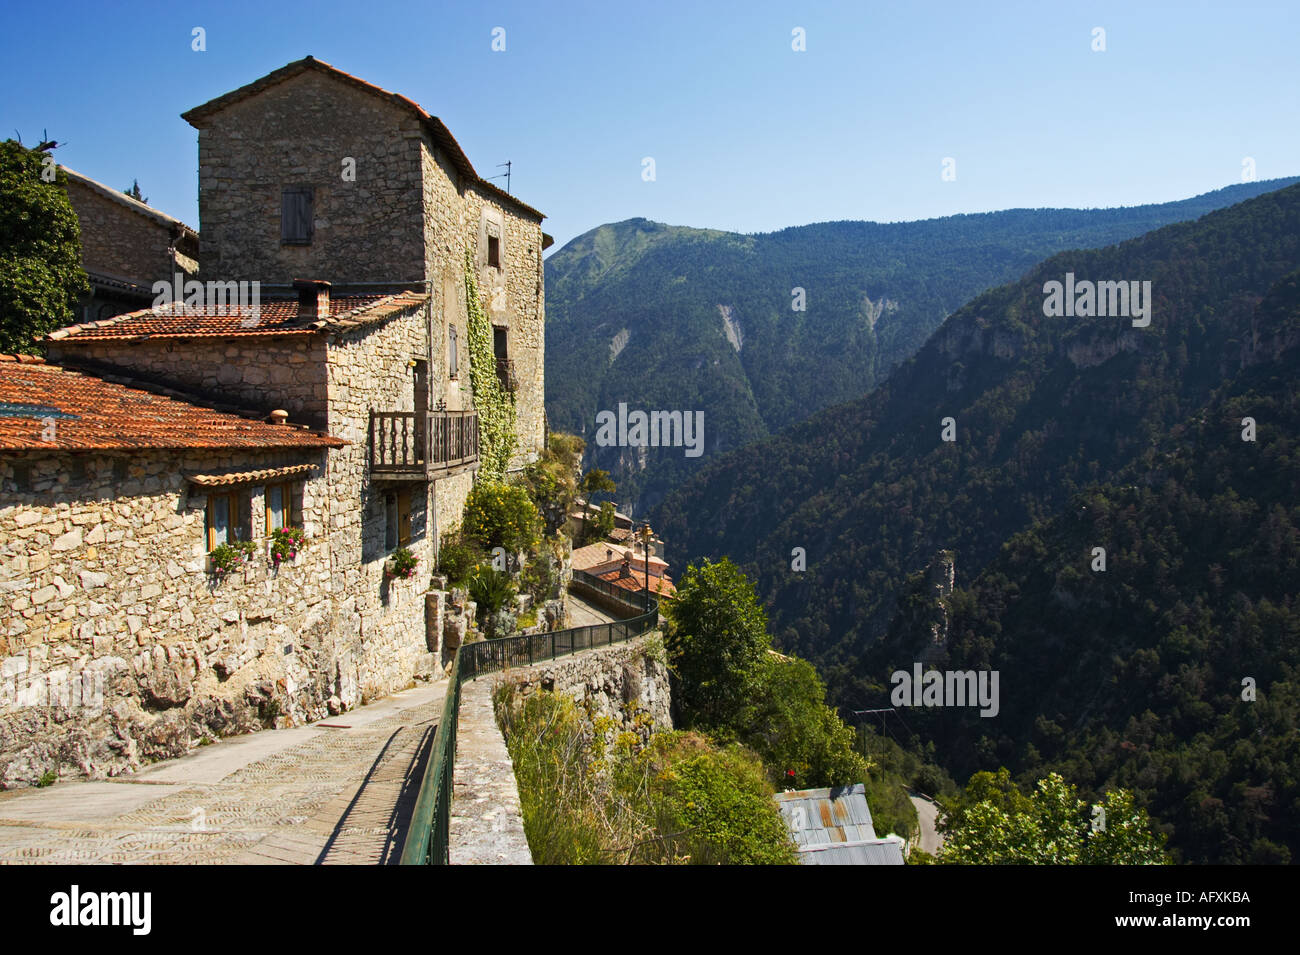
[0,682,445,865]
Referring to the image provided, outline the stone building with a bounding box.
[180,55,550,473]
[61,166,200,323]
[0,58,548,785]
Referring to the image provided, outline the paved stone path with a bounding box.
[0,591,623,866]
[0,682,444,865]
[449,590,617,865]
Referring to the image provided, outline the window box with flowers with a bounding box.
[209,540,258,580]
[386,546,419,580]
[269,526,307,568]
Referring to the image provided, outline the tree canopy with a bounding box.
[0,140,88,353]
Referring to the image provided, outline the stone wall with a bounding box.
[47,337,330,430]
[0,445,372,785]
[496,635,672,740]
[324,304,441,701]
[65,178,176,283]
[192,70,429,286]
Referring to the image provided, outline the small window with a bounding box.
[448,325,459,379]
[206,491,248,550]
[487,234,501,269]
[265,481,298,533]
[281,187,314,245]
[385,489,412,550]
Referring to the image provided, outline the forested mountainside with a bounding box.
[654,185,1300,862]
[544,178,1299,514]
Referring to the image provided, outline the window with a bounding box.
[385,489,412,550]
[448,325,459,379]
[281,187,314,245]
[206,491,247,550]
[487,234,501,269]
[265,482,296,533]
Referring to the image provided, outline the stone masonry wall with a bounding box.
[193,70,429,285]
[324,304,444,701]
[0,445,390,786]
[65,179,176,283]
[47,337,330,430]
[0,306,468,787]
[497,635,673,739]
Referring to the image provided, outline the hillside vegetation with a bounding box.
[545,178,1299,513]
[654,183,1300,863]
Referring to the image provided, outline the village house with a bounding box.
[0,57,548,786]
[570,541,676,600]
[61,166,201,323]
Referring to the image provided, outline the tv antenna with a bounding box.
[488,160,512,194]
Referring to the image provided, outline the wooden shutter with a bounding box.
[281,187,314,244]
[397,489,412,547]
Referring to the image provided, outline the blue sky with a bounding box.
[3,0,1297,251]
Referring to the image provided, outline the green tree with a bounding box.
[124,179,147,204]
[521,432,584,534]
[577,467,616,543]
[651,742,798,865]
[0,140,89,353]
[748,655,869,789]
[666,557,773,734]
[938,771,1168,864]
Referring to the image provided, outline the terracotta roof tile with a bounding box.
[47,292,428,342]
[186,464,317,486]
[0,356,344,452]
[594,567,676,599]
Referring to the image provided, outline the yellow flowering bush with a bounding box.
[463,480,541,554]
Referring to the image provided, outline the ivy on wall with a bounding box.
[464,253,517,481]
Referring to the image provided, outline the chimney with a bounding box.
[293,279,331,320]
[269,409,289,425]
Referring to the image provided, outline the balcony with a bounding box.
[369,410,479,480]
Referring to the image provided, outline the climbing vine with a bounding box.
[464,253,516,481]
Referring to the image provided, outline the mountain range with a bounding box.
[652,181,1300,862]
[543,178,1299,515]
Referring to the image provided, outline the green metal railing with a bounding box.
[398,569,658,865]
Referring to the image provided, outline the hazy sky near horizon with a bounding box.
[3,0,1297,252]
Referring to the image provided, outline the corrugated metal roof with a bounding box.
[798,838,907,866]
[774,784,878,847]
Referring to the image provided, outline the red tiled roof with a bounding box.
[0,355,345,452]
[181,56,544,222]
[47,292,427,342]
[594,567,677,599]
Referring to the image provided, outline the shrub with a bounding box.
[210,540,257,578]
[437,531,484,586]
[386,546,419,579]
[521,432,584,534]
[520,551,559,603]
[463,480,542,555]
[468,564,516,615]
[496,689,797,866]
[269,526,305,565]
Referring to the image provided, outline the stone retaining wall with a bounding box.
[448,633,672,865]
